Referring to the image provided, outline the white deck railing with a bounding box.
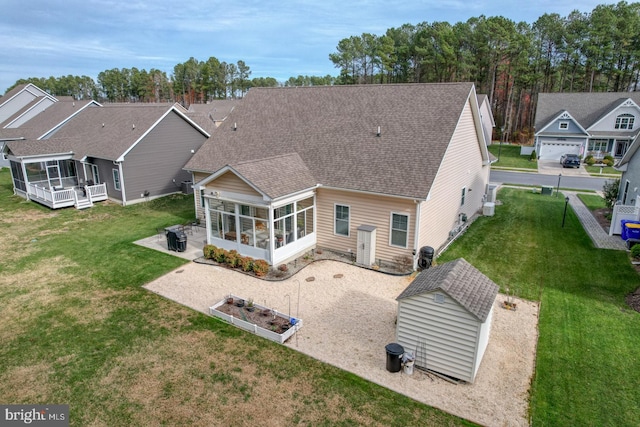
[26,182,107,209]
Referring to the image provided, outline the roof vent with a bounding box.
[376,126,381,137]
[132,124,136,130]
[233,122,237,131]
[102,123,105,127]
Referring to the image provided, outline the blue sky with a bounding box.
[0,1,618,94]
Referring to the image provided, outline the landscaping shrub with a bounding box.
[213,247,227,263]
[602,158,614,167]
[278,264,288,272]
[603,178,620,209]
[203,244,217,259]
[584,155,595,166]
[252,259,270,277]
[604,154,614,163]
[225,250,241,268]
[631,245,640,260]
[529,149,537,161]
[239,256,254,272]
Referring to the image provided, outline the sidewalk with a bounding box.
[563,191,627,250]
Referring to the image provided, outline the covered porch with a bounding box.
[9,157,108,210]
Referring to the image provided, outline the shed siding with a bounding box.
[396,291,480,383]
[316,188,415,264]
[473,305,494,379]
[122,111,207,204]
[418,100,489,253]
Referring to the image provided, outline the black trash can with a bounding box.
[418,246,434,269]
[385,343,404,373]
[166,230,178,251]
[175,231,187,252]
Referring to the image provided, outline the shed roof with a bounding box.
[186,83,482,200]
[396,258,499,322]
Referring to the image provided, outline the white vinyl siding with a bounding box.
[334,204,350,236]
[390,213,409,248]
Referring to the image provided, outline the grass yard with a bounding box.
[584,164,621,176]
[578,193,608,211]
[439,188,640,426]
[0,169,471,427]
[488,144,538,170]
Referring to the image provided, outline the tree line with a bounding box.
[329,2,640,141]
[7,2,640,141]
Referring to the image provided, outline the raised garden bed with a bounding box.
[209,295,302,344]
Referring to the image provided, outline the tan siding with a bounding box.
[193,172,209,220]
[209,171,262,197]
[316,188,415,264]
[419,99,490,252]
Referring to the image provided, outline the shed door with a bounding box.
[356,225,376,266]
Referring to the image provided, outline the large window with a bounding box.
[588,139,608,152]
[390,213,409,248]
[10,161,26,192]
[615,114,635,130]
[335,204,350,236]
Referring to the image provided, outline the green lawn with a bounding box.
[578,193,608,211]
[0,169,471,427]
[2,168,639,426]
[488,144,538,169]
[439,188,640,426]
[584,164,622,176]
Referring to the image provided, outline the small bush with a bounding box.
[225,250,241,268]
[203,244,217,259]
[239,256,254,272]
[252,259,270,277]
[602,158,614,167]
[530,150,537,161]
[604,154,614,163]
[631,244,640,259]
[585,155,596,166]
[278,264,288,272]
[212,247,227,263]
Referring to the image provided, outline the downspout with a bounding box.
[118,162,127,206]
[20,161,29,200]
[268,203,275,265]
[204,197,211,245]
[413,199,422,270]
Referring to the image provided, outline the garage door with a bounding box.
[539,141,581,160]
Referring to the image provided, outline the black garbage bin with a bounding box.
[385,343,404,373]
[418,246,434,269]
[166,230,177,251]
[175,231,187,252]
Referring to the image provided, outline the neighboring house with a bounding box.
[0,83,59,168]
[534,92,640,161]
[185,83,492,268]
[4,104,210,209]
[395,258,499,383]
[609,137,640,234]
[477,94,495,145]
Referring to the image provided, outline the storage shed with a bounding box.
[395,258,499,383]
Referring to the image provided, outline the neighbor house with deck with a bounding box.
[185,83,492,268]
[534,92,640,161]
[4,103,210,209]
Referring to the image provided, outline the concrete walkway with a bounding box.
[563,191,627,250]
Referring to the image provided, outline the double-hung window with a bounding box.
[615,114,635,130]
[335,204,350,236]
[390,213,409,248]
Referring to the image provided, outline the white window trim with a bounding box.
[334,203,350,237]
[389,212,409,248]
[559,121,569,130]
[112,168,121,191]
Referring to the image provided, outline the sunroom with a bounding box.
[195,157,318,265]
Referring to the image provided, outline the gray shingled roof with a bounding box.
[188,100,239,122]
[185,83,478,200]
[0,100,98,141]
[396,258,499,322]
[232,153,317,199]
[535,92,640,132]
[6,104,208,161]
